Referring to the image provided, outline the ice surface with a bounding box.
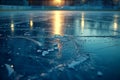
[42,51,49,56]
[37,50,41,53]
[68,55,89,69]
[97,71,103,77]
[48,48,54,52]
[0,11,120,80]
[5,64,14,77]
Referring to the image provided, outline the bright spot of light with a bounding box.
[55,0,61,3]
[53,0,64,6]
[11,21,14,32]
[30,19,33,29]
[81,13,85,32]
[114,22,118,31]
[11,65,14,68]
[113,15,118,31]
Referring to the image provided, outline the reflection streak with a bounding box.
[113,15,118,31]
[53,11,63,35]
[11,21,14,32]
[81,13,85,32]
[30,19,33,29]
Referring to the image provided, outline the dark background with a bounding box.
[0,0,120,7]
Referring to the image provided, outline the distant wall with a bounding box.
[0,0,28,5]
[0,5,31,10]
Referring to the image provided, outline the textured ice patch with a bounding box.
[97,71,103,77]
[68,55,89,69]
[42,51,49,56]
[5,64,14,77]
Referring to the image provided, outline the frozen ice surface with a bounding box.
[0,11,120,80]
[37,50,41,53]
[48,48,54,52]
[97,71,103,77]
[54,47,59,50]
[5,64,14,77]
[42,51,49,56]
[68,55,89,69]
[24,32,31,36]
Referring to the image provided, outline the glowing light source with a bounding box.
[55,0,61,3]
[53,0,64,6]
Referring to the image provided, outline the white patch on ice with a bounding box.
[42,51,49,56]
[24,32,30,36]
[55,64,65,69]
[68,61,80,69]
[16,53,20,55]
[48,48,54,52]
[5,64,14,77]
[54,47,58,50]
[97,71,103,76]
[40,73,47,77]
[18,48,21,50]
[11,65,14,68]
[55,64,65,71]
[68,56,88,69]
[37,50,41,53]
